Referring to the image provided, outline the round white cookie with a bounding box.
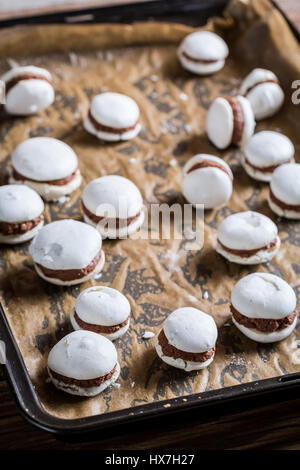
[242,131,294,182]
[206,95,255,149]
[240,68,284,120]
[0,184,44,244]
[10,137,82,201]
[216,211,280,265]
[231,273,297,343]
[183,154,233,209]
[268,163,300,219]
[29,219,104,286]
[178,31,229,75]
[155,307,218,371]
[71,286,131,341]
[82,175,144,238]
[47,330,120,396]
[2,66,54,116]
[83,92,141,141]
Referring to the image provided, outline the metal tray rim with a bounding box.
[0,0,299,437]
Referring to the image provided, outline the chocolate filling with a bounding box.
[244,157,291,174]
[74,310,129,334]
[269,188,300,212]
[187,160,232,179]
[244,78,279,96]
[36,249,103,282]
[158,329,215,363]
[218,237,277,258]
[231,304,297,333]
[81,201,141,228]
[49,364,117,388]
[88,110,138,135]
[225,97,244,145]
[182,51,218,64]
[12,168,78,186]
[0,213,43,236]
[5,73,54,95]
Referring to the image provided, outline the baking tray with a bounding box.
[0,0,299,439]
[0,0,228,27]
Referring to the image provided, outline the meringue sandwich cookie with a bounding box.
[231,273,297,343]
[81,175,144,238]
[206,95,255,150]
[9,137,82,202]
[71,286,131,341]
[29,219,105,286]
[268,163,300,219]
[83,92,141,142]
[0,185,44,245]
[2,65,54,116]
[183,154,233,209]
[178,31,229,75]
[242,131,295,182]
[48,330,120,397]
[216,211,280,265]
[240,68,284,120]
[155,307,218,371]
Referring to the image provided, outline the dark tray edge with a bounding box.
[0,0,228,27]
[0,0,299,437]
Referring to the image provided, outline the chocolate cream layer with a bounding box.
[244,157,292,174]
[49,364,117,388]
[231,304,297,333]
[187,160,232,178]
[36,249,103,282]
[12,168,78,186]
[82,201,141,228]
[181,51,218,64]
[158,329,215,363]
[88,110,138,135]
[73,310,129,334]
[5,73,54,95]
[218,237,277,258]
[269,189,300,212]
[0,214,43,236]
[225,97,244,145]
[244,78,279,96]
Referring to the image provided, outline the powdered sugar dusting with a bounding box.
[161,250,181,273]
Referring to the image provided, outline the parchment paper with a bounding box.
[0,0,299,419]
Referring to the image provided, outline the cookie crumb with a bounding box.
[179,92,188,101]
[183,124,191,134]
[68,52,78,66]
[56,196,70,204]
[93,272,102,280]
[143,331,155,339]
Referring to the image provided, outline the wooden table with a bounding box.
[0,0,299,450]
[276,0,300,30]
